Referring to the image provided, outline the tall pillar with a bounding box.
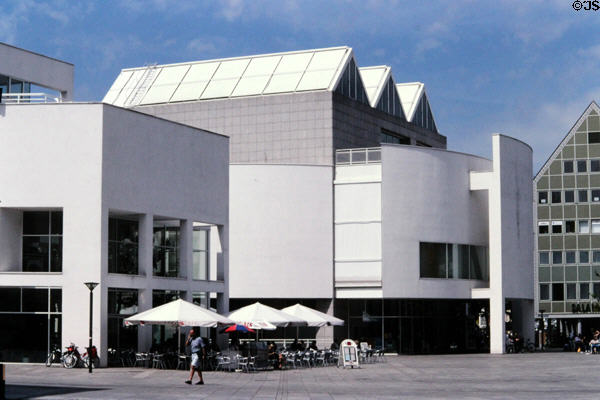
[137,213,153,352]
[179,219,193,280]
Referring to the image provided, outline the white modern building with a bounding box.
[105,46,535,354]
[0,44,229,365]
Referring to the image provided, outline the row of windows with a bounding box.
[539,250,600,264]
[538,219,600,234]
[562,159,600,174]
[539,282,597,301]
[538,189,600,204]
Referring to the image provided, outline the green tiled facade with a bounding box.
[535,104,600,316]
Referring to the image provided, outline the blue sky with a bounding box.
[2,0,599,170]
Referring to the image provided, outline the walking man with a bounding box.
[185,327,205,385]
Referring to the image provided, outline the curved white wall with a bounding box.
[229,164,333,299]
[381,145,492,298]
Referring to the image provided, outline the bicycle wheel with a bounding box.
[63,354,77,368]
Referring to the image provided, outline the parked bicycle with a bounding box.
[62,343,99,368]
[45,345,63,367]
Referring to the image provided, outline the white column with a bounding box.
[179,219,193,281]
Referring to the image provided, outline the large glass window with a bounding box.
[593,251,600,264]
[566,220,576,233]
[107,288,138,352]
[563,161,574,173]
[538,192,548,204]
[565,191,575,203]
[580,251,589,263]
[567,283,577,300]
[580,220,590,233]
[420,242,488,281]
[153,224,180,277]
[192,228,209,280]
[540,284,550,300]
[593,190,600,202]
[0,287,61,362]
[539,222,549,234]
[108,218,139,275]
[552,251,562,264]
[22,211,62,272]
[578,160,587,173]
[579,190,588,202]
[593,220,600,234]
[552,191,561,203]
[565,251,576,264]
[552,221,562,234]
[592,160,600,172]
[590,132,600,144]
[580,283,590,300]
[539,252,549,265]
[152,290,185,350]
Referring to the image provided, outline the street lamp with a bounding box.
[84,282,99,373]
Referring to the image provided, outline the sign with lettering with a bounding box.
[340,338,360,368]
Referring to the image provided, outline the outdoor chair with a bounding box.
[301,352,313,368]
[134,352,151,368]
[216,355,232,371]
[152,353,167,369]
[248,356,257,372]
[238,356,249,372]
[284,352,297,369]
[176,354,189,370]
[315,351,327,367]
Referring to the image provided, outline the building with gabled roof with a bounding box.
[396,82,437,133]
[534,101,600,339]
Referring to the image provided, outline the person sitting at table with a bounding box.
[267,341,281,369]
[330,338,339,351]
[289,339,299,351]
[298,340,306,351]
[309,340,318,351]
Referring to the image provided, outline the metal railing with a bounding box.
[335,147,381,165]
[1,92,62,104]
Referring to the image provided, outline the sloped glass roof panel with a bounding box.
[273,53,313,74]
[140,65,190,104]
[243,55,281,77]
[296,70,336,91]
[305,48,347,71]
[232,75,271,97]
[103,70,133,104]
[201,78,239,99]
[170,62,219,102]
[263,72,303,94]
[212,59,250,80]
[113,69,146,107]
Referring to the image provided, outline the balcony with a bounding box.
[335,147,381,165]
[1,92,62,104]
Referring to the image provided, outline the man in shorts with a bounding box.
[185,327,205,385]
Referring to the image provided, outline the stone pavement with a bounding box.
[5,352,600,399]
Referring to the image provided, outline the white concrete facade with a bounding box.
[0,43,74,100]
[0,103,229,364]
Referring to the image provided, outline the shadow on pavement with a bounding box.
[6,384,105,399]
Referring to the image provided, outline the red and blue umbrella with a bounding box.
[221,324,255,333]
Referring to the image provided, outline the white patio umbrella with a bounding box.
[124,299,234,351]
[281,304,344,327]
[228,302,306,342]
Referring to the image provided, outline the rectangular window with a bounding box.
[593,190,600,202]
[108,288,139,315]
[564,191,575,203]
[552,221,562,234]
[540,284,550,300]
[564,160,574,173]
[22,211,62,272]
[579,190,588,202]
[593,220,600,234]
[581,283,590,300]
[565,220,576,233]
[419,242,447,278]
[539,252,549,265]
[539,222,549,234]
[580,220,590,233]
[589,132,600,144]
[594,283,600,298]
[580,251,590,263]
[192,227,209,280]
[552,191,561,203]
[592,160,600,172]
[153,223,180,277]
[552,251,562,264]
[565,251,576,264]
[469,245,488,281]
[578,160,587,173]
[538,192,548,204]
[567,283,577,300]
[108,218,139,275]
[552,283,564,301]
[594,251,600,263]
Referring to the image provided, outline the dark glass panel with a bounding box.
[0,314,48,362]
[50,236,62,272]
[539,284,549,300]
[589,132,600,144]
[579,190,588,202]
[23,211,49,235]
[10,80,22,93]
[419,242,446,278]
[50,314,61,350]
[22,236,49,272]
[563,161,573,173]
[50,289,62,312]
[108,289,138,315]
[551,191,561,203]
[565,191,574,203]
[538,192,548,204]
[580,283,590,300]
[580,251,589,263]
[552,283,564,301]
[592,160,600,172]
[469,246,488,280]
[22,288,48,312]
[0,288,21,311]
[50,211,63,234]
[578,160,587,172]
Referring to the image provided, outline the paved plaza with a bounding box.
[4,353,600,399]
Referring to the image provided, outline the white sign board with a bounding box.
[340,338,360,368]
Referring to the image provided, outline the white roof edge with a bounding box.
[328,47,354,92]
[359,65,391,108]
[119,45,352,73]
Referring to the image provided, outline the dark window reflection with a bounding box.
[22,211,62,272]
[153,225,179,277]
[108,218,139,275]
